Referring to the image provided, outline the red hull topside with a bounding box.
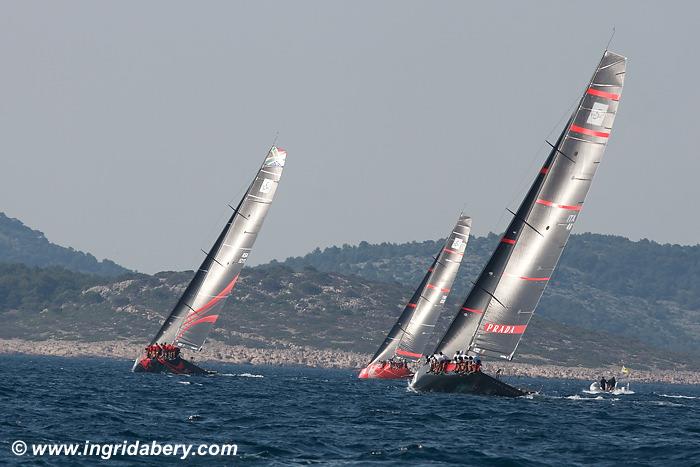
[358,362,414,379]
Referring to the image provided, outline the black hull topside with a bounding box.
[132,356,214,375]
[410,370,527,397]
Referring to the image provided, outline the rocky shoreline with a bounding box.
[2,338,699,385]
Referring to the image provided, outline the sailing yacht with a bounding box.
[359,214,471,379]
[411,50,627,396]
[132,146,287,374]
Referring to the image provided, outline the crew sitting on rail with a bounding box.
[438,352,450,373]
[474,356,482,372]
[427,354,437,373]
[607,376,616,391]
[144,343,180,360]
[427,353,440,374]
[453,351,465,373]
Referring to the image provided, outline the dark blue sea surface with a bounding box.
[1,355,699,465]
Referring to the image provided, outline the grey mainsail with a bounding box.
[149,146,287,351]
[368,214,471,363]
[434,50,626,360]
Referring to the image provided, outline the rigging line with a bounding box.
[545,140,576,164]
[201,249,225,267]
[506,208,544,237]
[227,204,250,220]
[470,281,508,310]
[605,27,616,52]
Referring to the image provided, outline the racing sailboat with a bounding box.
[411,50,627,396]
[359,214,471,379]
[132,146,287,374]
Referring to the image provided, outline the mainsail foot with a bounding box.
[409,364,526,397]
[132,355,214,375]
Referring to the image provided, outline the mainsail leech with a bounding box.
[433,50,626,360]
[367,214,472,364]
[147,146,287,352]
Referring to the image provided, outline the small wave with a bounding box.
[178,381,192,385]
[583,389,634,396]
[219,373,264,378]
[650,401,683,407]
[658,394,697,399]
[187,415,203,421]
[566,395,605,401]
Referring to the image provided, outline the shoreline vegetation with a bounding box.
[2,338,699,385]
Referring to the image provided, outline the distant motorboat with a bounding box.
[588,381,634,395]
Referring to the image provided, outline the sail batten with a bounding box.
[433,50,626,359]
[147,146,287,351]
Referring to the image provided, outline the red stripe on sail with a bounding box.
[177,315,220,336]
[462,307,483,314]
[586,88,620,101]
[406,303,417,308]
[482,322,527,334]
[181,275,239,327]
[443,248,463,256]
[570,124,610,138]
[427,284,450,293]
[540,167,549,174]
[536,199,582,211]
[519,276,550,281]
[396,349,422,359]
[501,237,516,245]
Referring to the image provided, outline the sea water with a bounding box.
[1,355,699,465]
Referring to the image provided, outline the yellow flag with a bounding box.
[621,366,630,375]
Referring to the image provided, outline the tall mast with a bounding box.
[434,50,626,360]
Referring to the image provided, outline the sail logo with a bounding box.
[451,237,466,252]
[259,179,273,194]
[483,323,527,334]
[238,252,249,264]
[586,102,608,127]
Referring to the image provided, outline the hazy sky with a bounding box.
[1,1,697,273]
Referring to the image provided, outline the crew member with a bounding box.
[600,377,607,391]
